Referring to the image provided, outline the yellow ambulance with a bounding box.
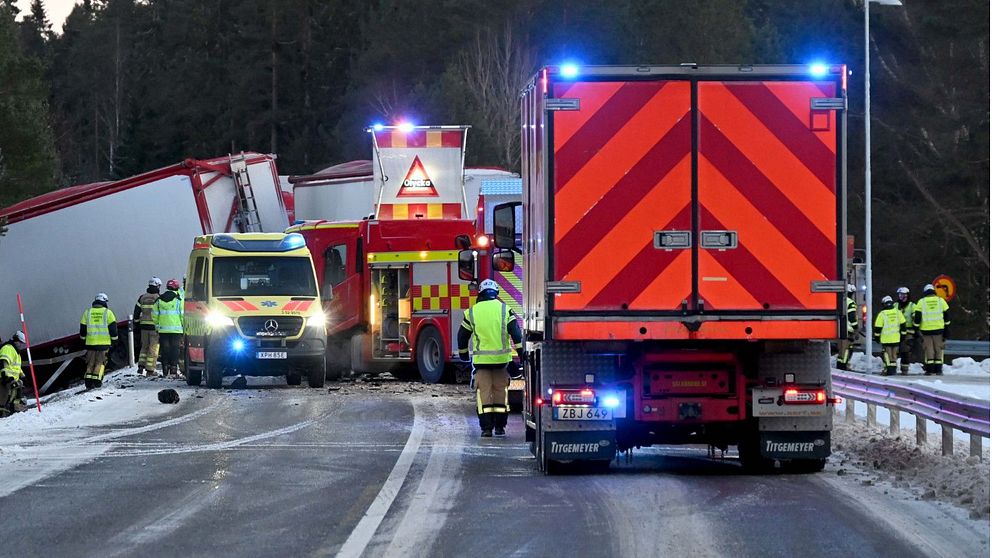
[183,233,327,388]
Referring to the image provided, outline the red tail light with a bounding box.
[783,388,828,405]
[551,388,596,406]
[535,397,544,407]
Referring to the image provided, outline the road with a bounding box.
[1,376,987,558]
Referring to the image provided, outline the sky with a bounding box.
[14,0,78,33]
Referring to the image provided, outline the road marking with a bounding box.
[336,401,425,558]
[82,398,223,443]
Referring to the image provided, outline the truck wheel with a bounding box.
[416,326,447,384]
[308,359,326,388]
[737,439,775,474]
[186,369,202,386]
[205,358,223,389]
[350,334,369,375]
[286,373,302,386]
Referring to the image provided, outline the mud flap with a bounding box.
[544,430,615,462]
[760,431,830,460]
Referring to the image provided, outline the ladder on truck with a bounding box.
[230,153,263,233]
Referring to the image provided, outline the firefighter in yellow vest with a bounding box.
[836,284,859,370]
[133,276,162,376]
[873,296,906,376]
[80,293,119,389]
[895,287,916,374]
[153,279,185,378]
[914,284,950,375]
[0,331,27,417]
[457,279,524,438]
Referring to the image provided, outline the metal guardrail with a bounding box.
[944,340,990,358]
[832,371,990,458]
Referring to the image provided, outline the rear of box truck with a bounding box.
[518,65,846,473]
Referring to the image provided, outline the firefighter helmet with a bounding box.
[881,295,894,308]
[479,279,500,294]
[12,331,25,344]
[166,279,180,291]
[148,277,162,288]
[896,286,909,295]
[846,284,856,294]
[922,284,936,294]
[95,292,109,303]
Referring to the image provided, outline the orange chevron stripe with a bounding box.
[628,250,694,310]
[695,249,761,310]
[552,81,625,148]
[555,82,691,242]
[557,155,691,310]
[764,81,837,153]
[699,82,836,239]
[698,155,833,309]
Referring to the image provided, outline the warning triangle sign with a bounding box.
[397,156,439,197]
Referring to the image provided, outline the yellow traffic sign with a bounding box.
[932,274,956,302]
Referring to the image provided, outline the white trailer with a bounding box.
[0,153,289,392]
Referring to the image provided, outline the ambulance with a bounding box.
[183,232,327,388]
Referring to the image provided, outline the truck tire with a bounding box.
[737,438,775,474]
[205,358,223,389]
[308,359,326,388]
[184,349,202,386]
[286,373,302,386]
[350,334,369,375]
[416,326,447,384]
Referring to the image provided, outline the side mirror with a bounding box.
[457,249,478,282]
[455,234,472,250]
[322,284,334,301]
[493,250,515,272]
[493,202,520,251]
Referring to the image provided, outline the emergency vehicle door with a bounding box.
[370,266,411,357]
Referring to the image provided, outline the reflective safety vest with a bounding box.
[462,299,515,365]
[846,297,858,334]
[0,343,22,382]
[899,301,916,334]
[874,308,906,345]
[153,296,184,334]
[137,292,159,325]
[915,295,949,333]
[81,307,116,346]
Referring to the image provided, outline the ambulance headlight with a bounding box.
[307,311,327,328]
[206,312,235,328]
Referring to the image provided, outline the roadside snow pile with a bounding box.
[831,421,990,520]
[835,352,990,377]
[946,357,991,376]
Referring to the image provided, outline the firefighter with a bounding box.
[873,296,906,376]
[836,284,859,370]
[914,284,950,375]
[0,331,27,417]
[457,279,524,438]
[153,279,185,378]
[133,277,162,376]
[80,293,119,389]
[895,286,916,374]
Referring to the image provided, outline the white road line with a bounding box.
[336,401,425,558]
[81,398,223,443]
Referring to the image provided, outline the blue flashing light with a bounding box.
[603,396,621,409]
[559,63,580,79]
[808,62,829,78]
[231,339,245,352]
[371,123,384,131]
[280,233,306,250]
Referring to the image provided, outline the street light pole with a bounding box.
[863,0,901,371]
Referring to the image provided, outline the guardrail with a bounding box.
[832,371,990,458]
[944,340,990,358]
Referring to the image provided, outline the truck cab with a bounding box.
[183,233,326,388]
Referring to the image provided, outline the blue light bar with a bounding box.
[559,63,580,79]
[808,62,829,77]
[371,123,384,131]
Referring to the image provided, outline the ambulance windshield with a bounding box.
[212,257,317,297]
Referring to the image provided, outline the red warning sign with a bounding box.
[932,274,957,302]
[397,156,438,197]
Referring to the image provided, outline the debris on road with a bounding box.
[157,389,180,404]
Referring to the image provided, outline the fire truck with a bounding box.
[292,125,484,383]
[479,64,847,473]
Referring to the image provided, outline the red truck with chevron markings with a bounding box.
[482,64,847,473]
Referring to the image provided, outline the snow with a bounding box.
[835,352,991,377]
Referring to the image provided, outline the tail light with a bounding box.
[551,388,595,406]
[783,388,827,405]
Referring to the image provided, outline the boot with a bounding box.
[836,361,847,371]
[900,365,909,375]
[935,363,943,375]
[479,412,494,437]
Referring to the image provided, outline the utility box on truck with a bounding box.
[0,153,289,392]
[493,64,847,473]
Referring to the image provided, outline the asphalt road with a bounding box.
[2,377,987,558]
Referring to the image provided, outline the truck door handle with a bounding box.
[700,230,738,250]
[654,230,691,250]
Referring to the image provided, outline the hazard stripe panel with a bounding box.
[378,203,462,220]
[374,130,463,149]
[554,320,838,341]
[697,81,837,312]
[553,81,692,312]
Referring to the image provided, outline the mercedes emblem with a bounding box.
[264,319,279,332]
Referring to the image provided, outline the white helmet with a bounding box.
[846,284,856,294]
[881,295,894,305]
[896,286,909,295]
[922,284,936,294]
[148,277,162,288]
[12,331,25,344]
[479,279,500,294]
[95,292,109,303]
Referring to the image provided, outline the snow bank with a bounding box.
[831,421,990,520]
[835,352,990,376]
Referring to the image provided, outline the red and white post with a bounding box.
[16,293,42,412]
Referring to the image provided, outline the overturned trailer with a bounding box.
[0,153,289,393]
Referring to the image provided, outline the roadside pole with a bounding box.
[16,294,42,412]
